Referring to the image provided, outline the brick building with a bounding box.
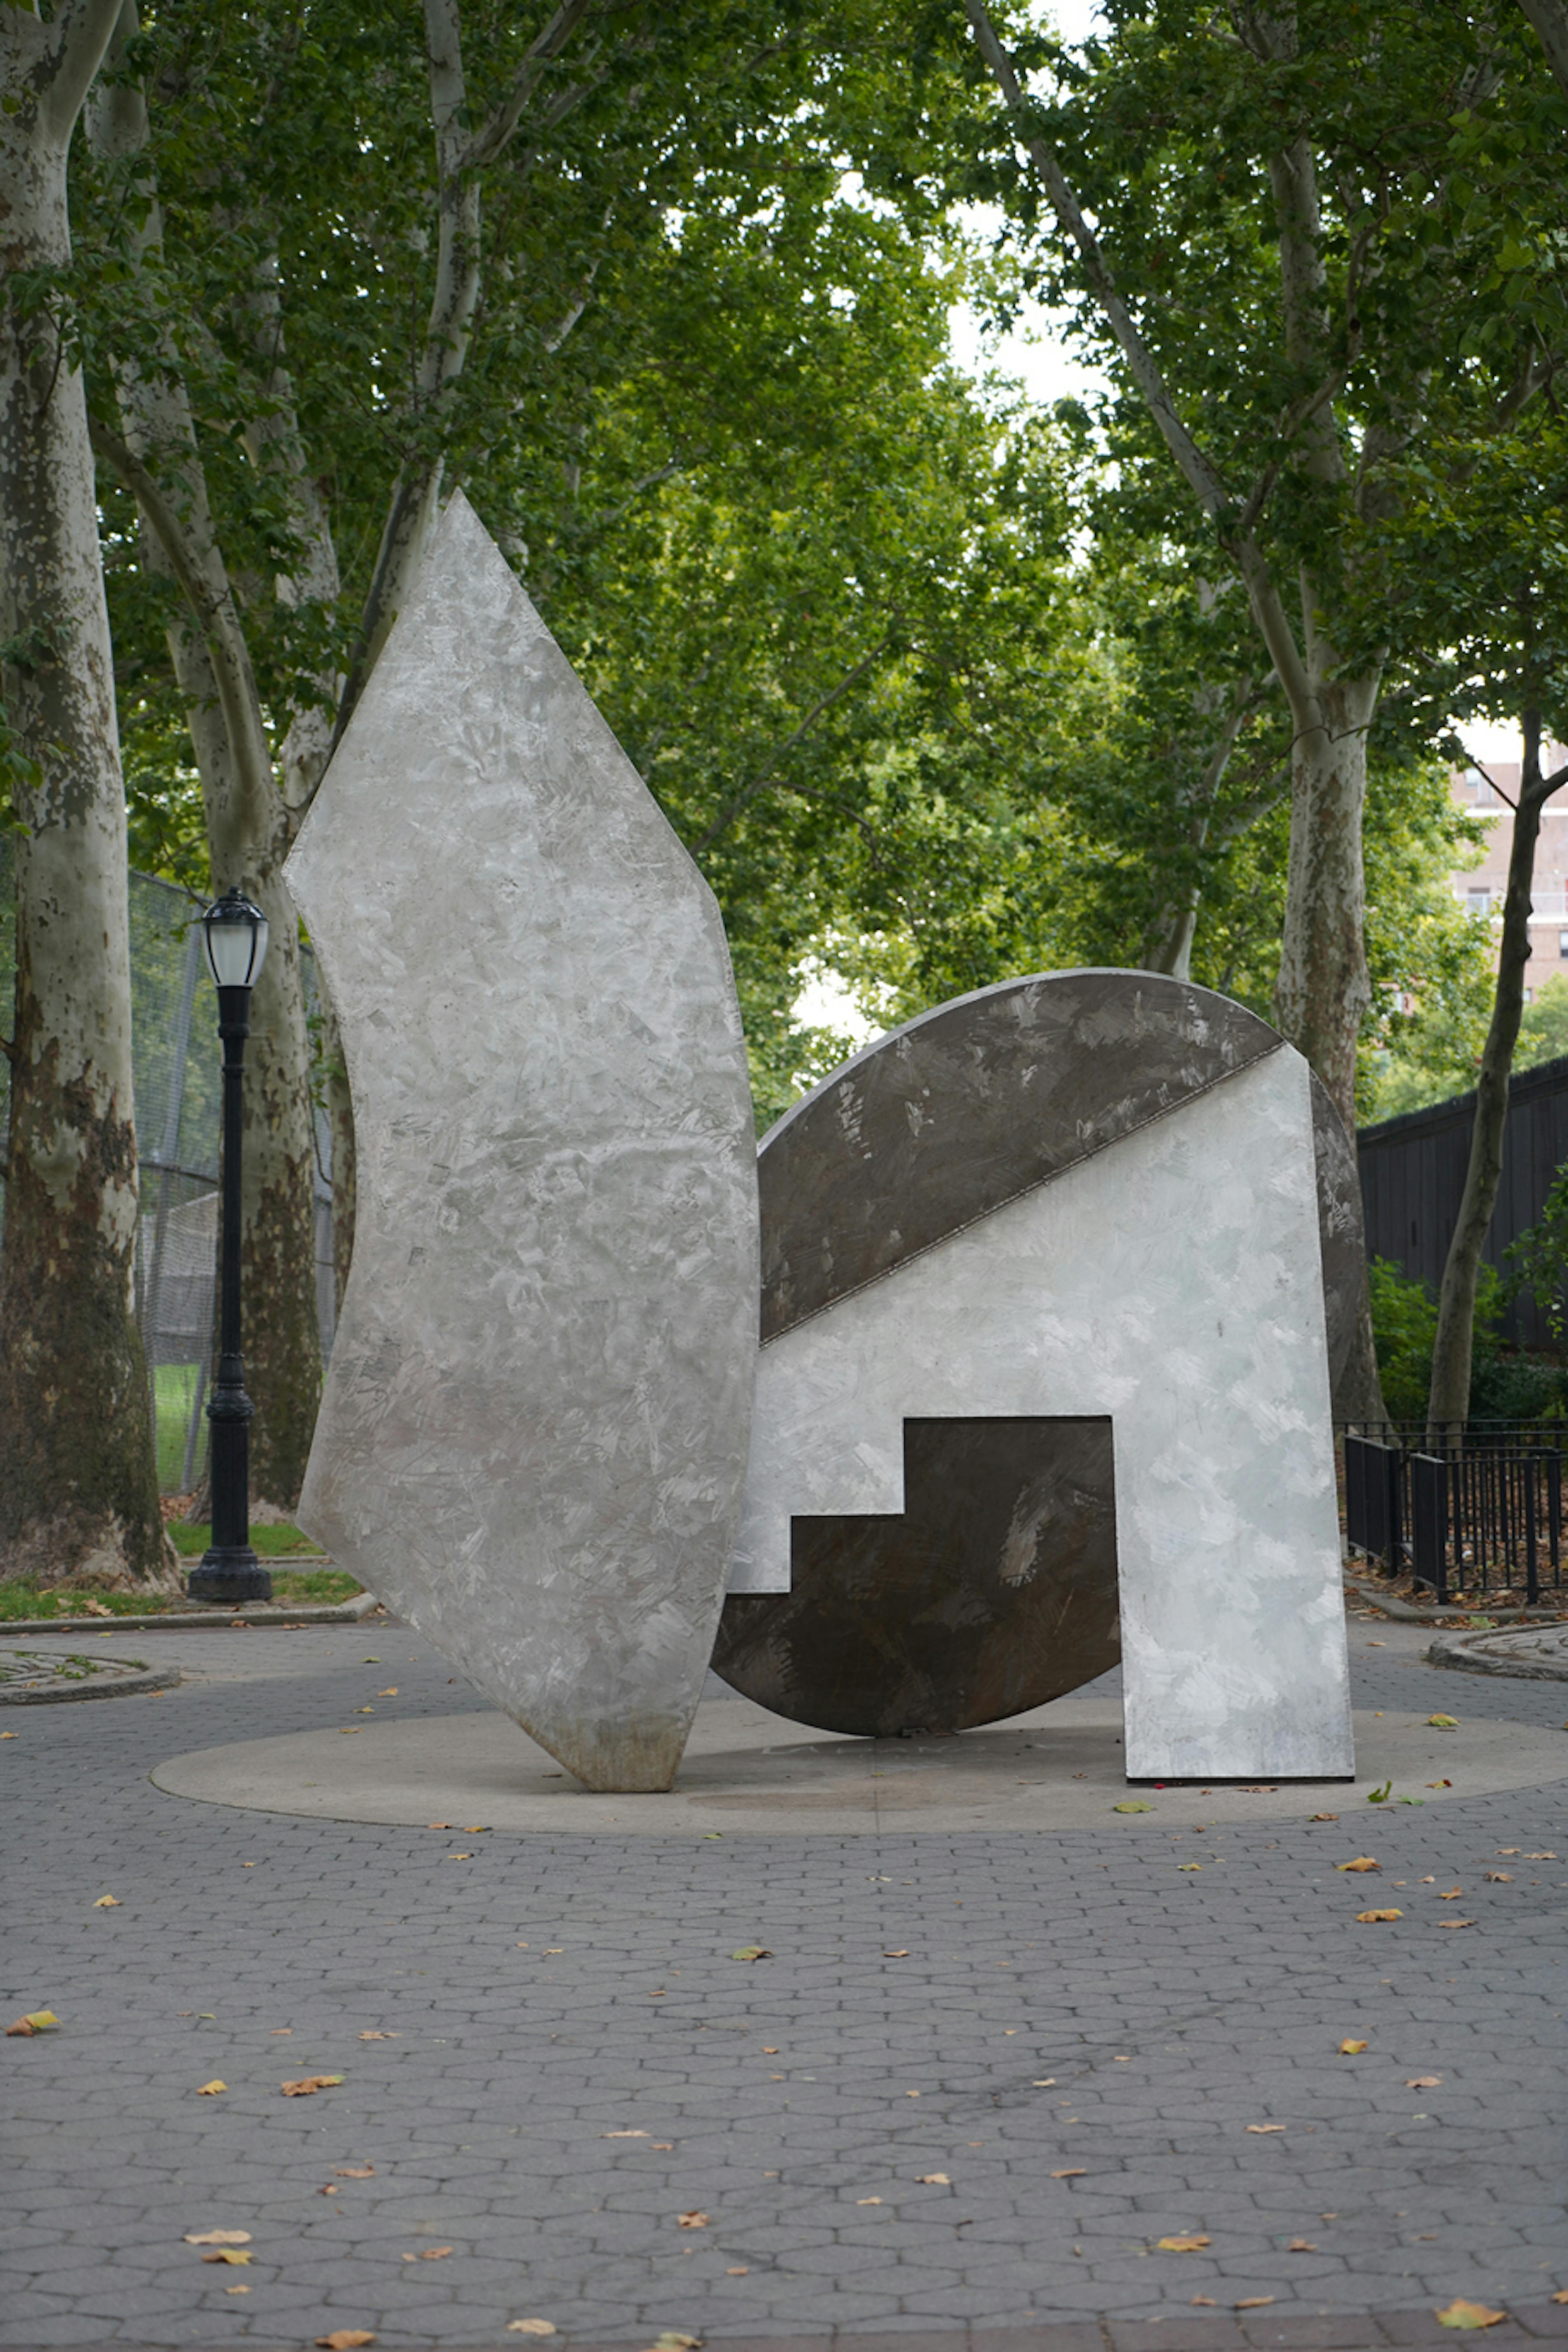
[1450,754,1568,999]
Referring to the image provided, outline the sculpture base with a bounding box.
[187,1548,273,1606]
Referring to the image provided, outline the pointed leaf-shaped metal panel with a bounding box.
[284,495,758,1791]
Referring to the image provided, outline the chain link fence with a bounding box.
[0,839,335,1493]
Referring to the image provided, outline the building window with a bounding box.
[1467,888,1492,912]
[1558,929,1568,956]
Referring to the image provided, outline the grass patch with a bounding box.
[166,1521,325,1558]
[0,1566,361,1620]
[154,1362,205,1492]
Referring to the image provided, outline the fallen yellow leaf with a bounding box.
[1438,1919,1476,1929]
[883,1948,910,1958]
[335,2165,375,2177]
[1356,1909,1403,1923]
[916,2173,949,2185]
[186,2231,252,2246]
[1337,1857,1381,1873]
[6,2009,60,2036]
[505,2325,557,2338]
[1439,1887,1464,1899]
[604,2130,649,2138]
[1552,2291,1568,2305]
[357,2031,397,2040]
[1288,2239,1317,2251]
[1435,2299,1506,2330]
[201,2250,252,2266]
[1157,2235,1211,2251]
[730,1946,771,1960]
[1339,2040,1369,2054]
[1235,2298,1274,2310]
[1113,1800,1155,1813]
[378,1689,398,1696]
[281,2074,344,2095]
[1051,2168,1086,2179]
[1428,1715,1458,1729]
[1484,1872,1511,1882]
[1245,2123,1286,2133]
[316,2333,376,2349]
[195,2080,227,2095]
[92,1895,120,1908]
[857,2197,882,2205]
[418,2246,453,2260]
[676,2211,709,2228]
[1406,2076,1442,2089]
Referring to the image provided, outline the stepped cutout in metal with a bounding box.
[285,494,758,1792]
[716,972,1353,1781]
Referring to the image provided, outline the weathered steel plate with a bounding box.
[714,1417,1118,1738]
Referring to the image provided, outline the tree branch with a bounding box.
[1518,0,1568,99]
[694,641,892,853]
[461,0,599,170]
[39,0,125,142]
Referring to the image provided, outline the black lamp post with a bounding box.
[187,886,273,1607]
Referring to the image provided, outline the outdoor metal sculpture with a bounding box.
[288,499,1352,1792]
[284,495,758,1793]
[717,973,1355,1781]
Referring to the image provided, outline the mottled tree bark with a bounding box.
[1427,719,1566,1438]
[0,0,166,1584]
[90,28,321,1506]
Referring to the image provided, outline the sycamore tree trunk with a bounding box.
[89,27,321,1507]
[1427,717,1564,1438]
[0,0,166,1584]
[965,0,1388,1422]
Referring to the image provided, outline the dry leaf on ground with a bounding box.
[1526,1852,1559,1860]
[1435,2299,1507,2330]
[316,2332,375,2349]
[505,2323,557,2337]
[650,2335,701,2350]
[1551,2292,1568,2305]
[1235,2298,1274,2309]
[730,1947,771,1960]
[186,2231,251,2246]
[1310,1813,1338,1821]
[1190,2296,1217,2307]
[1157,2234,1211,2251]
[1428,1715,1458,1728]
[92,1896,120,1908]
[7,2010,59,2036]
[916,2173,949,2185]
[357,2031,395,2041]
[1406,2076,1443,2089]
[883,1949,910,1958]
[857,2198,882,2205]
[1288,2239,1318,2252]
[1245,2124,1286,2133]
[195,2080,227,2095]
[1113,1800,1154,1813]
[1484,1873,1512,1883]
[417,2246,453,2260]
[281,2075,344,2095]
[1339,2040,1369,2054]
[1356,1910,1403,1923]
[676,2212,709,2229]
[1439,1887,1464,1899]
[201,2250,252,2266]
[1440,1919,1477,1929]
[335,2165,375,2177]
[1051,2168,1086,2179]
[604,2130,649,2138]
[1337,1858,1380,1873]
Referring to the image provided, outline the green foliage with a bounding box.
[1369,1251,1561,1423]
[1507,1157,1568,1342]
[1517,973,1568,1072]
[1368,1256,1442,1423]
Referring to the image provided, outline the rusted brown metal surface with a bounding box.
[713,1417,1120,1738]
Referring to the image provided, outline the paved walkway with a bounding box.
[2,1616,1565,2351]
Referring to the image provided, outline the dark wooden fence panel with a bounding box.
[1357,1053,1568,1344]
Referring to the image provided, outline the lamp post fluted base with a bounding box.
[187,1546,273,1606]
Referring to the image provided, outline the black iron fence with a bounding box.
[1341,1421,1567,1604]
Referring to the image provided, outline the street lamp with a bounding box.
[187,886,273,1607]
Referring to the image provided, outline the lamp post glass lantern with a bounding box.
[188,888,273,1606]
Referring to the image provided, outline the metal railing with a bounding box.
[1341,1422,1567,1604]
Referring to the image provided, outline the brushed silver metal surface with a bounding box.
[284,494,758,1791]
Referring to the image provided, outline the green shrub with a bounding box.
[1368,1256,1439,1422]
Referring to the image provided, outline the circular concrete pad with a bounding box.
[151,1690,1568,1833]
[1429,1624,1568,1680]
